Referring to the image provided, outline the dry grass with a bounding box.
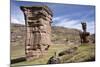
[11,43,95,66]
[11,44,68,66]
[60,44,95,63]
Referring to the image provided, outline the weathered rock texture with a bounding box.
[47,52,61,64]
[80,22,90,43]
[20,6,53,61]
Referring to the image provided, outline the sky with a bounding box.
[11,0,95,34]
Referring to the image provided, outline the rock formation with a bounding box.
[47,52,60,64]
[80,22,90,43]
[20,6,53,61]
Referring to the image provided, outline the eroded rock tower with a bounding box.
[20,6,53,60]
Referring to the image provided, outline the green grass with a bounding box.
[11,43,95,66]
[60,44,95,63]
[11,44,25,59]
[11,44,68,66]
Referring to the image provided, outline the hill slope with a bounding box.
[11,23,81,46]
[11,23,95,65]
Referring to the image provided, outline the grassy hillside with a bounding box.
[11,23,81,46]
[11,23,81,59]
[51,26,81,44]
[10,23,95,66]
[11,44,95,66]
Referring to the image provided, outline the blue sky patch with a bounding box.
[11,0,95,33]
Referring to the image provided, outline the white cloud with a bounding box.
[53,16,95,34]
[53,19,81,29]
[53,15,68,21]
[87,21,95,34]
[52,11,89,22]
[11,17,25,25]
[11,16,95,34]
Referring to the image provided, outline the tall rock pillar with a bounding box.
[20,6,53,61]
[80,22,90,43]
